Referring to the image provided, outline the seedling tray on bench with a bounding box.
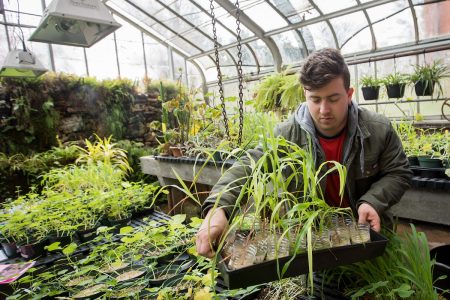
[218,230,388,289]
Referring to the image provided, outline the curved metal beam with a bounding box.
[154,0,239,75]
[308,0,339,49]
[356,0,376,51]
[106,2,207,92]
[408,0,419,44]
[267,0,308,59]
[215,0,282,72]
[188,0,393,61]
[188,1,260,74]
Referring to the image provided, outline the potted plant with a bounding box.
[360,75,381,100]
[254,72,305,113]
[409,59,450,97]
[382,72,408,98]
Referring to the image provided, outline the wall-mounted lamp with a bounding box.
[29,0,121,47]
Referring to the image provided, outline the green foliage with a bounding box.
[254,72,305,112]
[409,59,450,97]
[359,75,381,87]
[382,72,408,85]
[328,224,438,299]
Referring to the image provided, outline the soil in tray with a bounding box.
[115,267,147,283]
[64,275,95,287]
[109,284,147,299]
[100,262,130,274]
[71,283,107,299]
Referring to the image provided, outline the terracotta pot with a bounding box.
[169,146,184,157]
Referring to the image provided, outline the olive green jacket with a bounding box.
[203,101,412,223]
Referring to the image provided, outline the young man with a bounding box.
[196,48,412,258]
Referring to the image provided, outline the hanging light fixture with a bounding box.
[0,1,48,78]
[0,48,47,77]
[29,0,121,47]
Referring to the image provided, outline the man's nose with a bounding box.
[320,100,330,113]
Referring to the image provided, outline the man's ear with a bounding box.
[347,87,354,102]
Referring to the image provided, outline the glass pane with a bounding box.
[303,22,335,51]
[187,61,202,89]
[0,26,8,62]
[159,0,238,45]
[85,35,119,80]
[195,0,254,39]
[202,51,236,82]
[170,36,201,55]
[173,51,186,82]
[3,0,42,25]
[314,0,357,14]
[242,2,287,31]
[183,30,214,51]
[143,35,170,80]
[272,31,303,65]
[414,1,450,40]
[197,56,216,71]
[228,45,257,74]
[248,40,274,70]
[269,0,318,21]
[115,17,145,81]
[367,1,414,48]
[52,45,86,76]
[330,11,371,54]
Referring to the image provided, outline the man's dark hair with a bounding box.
[300,48,350,91]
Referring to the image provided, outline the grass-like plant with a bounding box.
[175,132,351,296]
[327,224,439,299]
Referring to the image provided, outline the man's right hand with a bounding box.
[196,208,228,258]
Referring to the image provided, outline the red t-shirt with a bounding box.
[318,130,350,208]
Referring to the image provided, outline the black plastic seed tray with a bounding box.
[155,155,236,167]
[218,230,388,289]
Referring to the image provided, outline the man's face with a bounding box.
[305,77,354,137]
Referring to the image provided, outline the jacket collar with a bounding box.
[294,100,369,173]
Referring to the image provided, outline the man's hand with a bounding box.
[196,208,228,258]
[358,202,381,232]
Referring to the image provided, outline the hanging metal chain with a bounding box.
[209,0,230,140]
[235,0,244,146]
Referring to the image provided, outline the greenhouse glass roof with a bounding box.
[1,0,450,86]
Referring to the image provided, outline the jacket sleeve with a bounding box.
[357,123,412,216]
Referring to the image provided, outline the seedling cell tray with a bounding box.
[218,230,388,289]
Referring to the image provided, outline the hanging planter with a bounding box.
[414,80,435,96]
[409,60,450,98]
[361,86,380,100]
[382,72,407,99]
[386,83,406,98]
[360,76,381,101]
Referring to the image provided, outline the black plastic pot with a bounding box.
[418,156,443,168]
[408,156,419,166]
[361,86,380,100]
[17,238,47,259]
[77,227,98,243]
[132,206,154,219]
[48,233,75,248]
[414,80,435,96]
[431,245,450,293]
[104,216,132,233]
[1,241,19,259]
[386,83,406,98]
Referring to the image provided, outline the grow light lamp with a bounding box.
[0,49,47,78]
[29,0,121,47]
